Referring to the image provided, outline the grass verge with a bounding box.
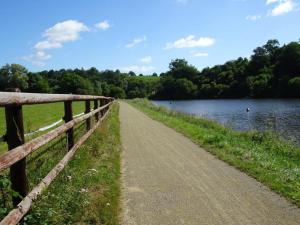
[1,103,121,224]
[128,99,300,207]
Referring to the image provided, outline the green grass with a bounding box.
[0,101,86,133]
[0,102,86,154]
[128,99,300,207]
[1,103,121,224]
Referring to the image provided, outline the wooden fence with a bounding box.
[0,92,114,225]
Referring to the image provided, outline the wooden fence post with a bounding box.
[105,99,109,112]
[99,99,104,117]
[85,100,91,130]
[5,105,28,206]
[94,100,99,122]
[98,99,102,118]
[63,101,74,150]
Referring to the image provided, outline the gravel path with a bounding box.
[119,101,300,225]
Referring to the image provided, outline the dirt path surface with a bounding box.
[119,101,300,225]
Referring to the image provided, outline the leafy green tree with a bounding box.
[198,82,229,98]
[273,42,300,96]
[168,59,199,81]
[275,42,300,79]
[247,73,272,98]
[153,77,197,99]
[0,64,28,90]
[287,77,300,97]
[263,39,280,64]
[100,82,110,96]
[92,81,102,96]
[26,73,52,93]
[109,85,126,99]
[248,47,269,75]
[129,71,136,77]
[58,73,93,94]
[174,78,197,99]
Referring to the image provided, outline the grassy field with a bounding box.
[0,102,86,153]
[1,103,121,224]
[128,99,300,207]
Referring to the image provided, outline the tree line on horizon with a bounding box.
[0,39,300,99]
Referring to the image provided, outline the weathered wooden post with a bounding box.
[94,100,99,122]
[63,101,74,150]
[99,99,104,117]
[85,100,91,130]
[106,98,110,112]
[98,99,102,118]
[4,101,28,206]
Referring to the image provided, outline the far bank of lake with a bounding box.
[153,99,300,145]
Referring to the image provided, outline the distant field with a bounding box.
[0,102,86,153]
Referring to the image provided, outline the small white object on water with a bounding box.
[246,107,250,112]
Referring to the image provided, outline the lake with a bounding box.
[153,99,300,145]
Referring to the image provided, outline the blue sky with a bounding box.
[0,0,299,74]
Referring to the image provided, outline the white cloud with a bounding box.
[25,20,89,65]
[266,0,280,5]
[246,14,262,20]
[43,20,89,43]
[120,65,155,74]
[191,52,209,57]
[269,0,295,16]
[95,20,110,30]
[23,51,51,66]
[140,56,152,63]
[125,36,147,48]
[34,41,62,51]
[164,35,215,50]
[244,0,295,22]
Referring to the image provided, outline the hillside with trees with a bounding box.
[0,39,300,99]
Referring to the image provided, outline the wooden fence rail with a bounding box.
[0,92,109,106]
[0,92,114,225]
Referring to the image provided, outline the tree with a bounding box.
[92,81,102,95]
[287,77,300,97]
[263,39,280,64]
[58,73,93,94]
[153,77,197,99]
[248,47,269,75]
[125,77,147,98]
[129,71,136,77]
[109,85,126,99]
[174,78,197,99]
[100,82,110,96]
[274,42,300,96]
[275,42,300,79]
[27,73,52,93]
[0,64,28,90]
[168,59,199,81]
[247,73,272,98]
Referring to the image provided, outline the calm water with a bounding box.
[153,99,300,145]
